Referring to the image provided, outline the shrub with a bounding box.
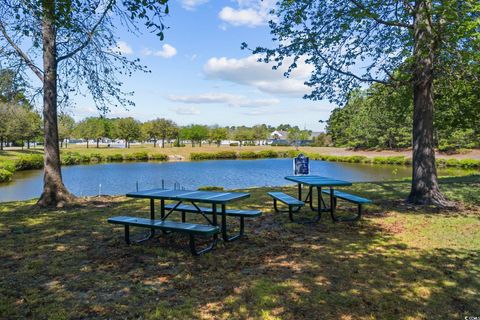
[15,154,44,170]
[190,153,215,160]
[106,153,124,162]
[61,152,82,165]
[345,155,368,163]
[445,158,460,167]
[0,160,16,173]
[239,151,258,159]
[458,159,480,168]
[149,153,168,161]
[372,157,388,164]
[0,168,13,182]
[88,153,105,162]
[229,142,239,147]
[385,156,407,165]
[124,152,149,161]
[197,186,224,191]
[257,150,278,158]
[277,150,301,158]
[215,151,237,159]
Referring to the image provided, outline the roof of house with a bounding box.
[270,130,288,139]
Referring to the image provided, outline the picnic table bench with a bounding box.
[267,192,305,222]
[108,216,220,255]
[321,189,372,221]
[164,203,261,242]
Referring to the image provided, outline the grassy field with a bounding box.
[1,144,480,162]
[1,176,479,319]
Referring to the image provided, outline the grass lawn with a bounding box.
[0,176,479,319]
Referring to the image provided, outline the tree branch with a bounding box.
[304,31,389,85]
[57,0,114,62]
[0,20,44,81]
[348,0,413,29]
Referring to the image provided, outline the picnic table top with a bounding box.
[126,189,250,204]
[285,175,352,187]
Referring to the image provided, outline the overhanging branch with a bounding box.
[0,20,44,81]
[57,0,115,62]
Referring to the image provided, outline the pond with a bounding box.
[0,158,471,202]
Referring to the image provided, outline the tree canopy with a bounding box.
[249,0,480,206]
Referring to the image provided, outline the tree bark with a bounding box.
[407,0,448,206]
[37,2,74,207]
[0,137,3,150]
[96,138,100,148]
[161,138,165,148]
[153,139,157,148]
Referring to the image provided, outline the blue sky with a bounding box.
[73,0,335,131]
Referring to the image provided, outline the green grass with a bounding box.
[1,176,479,319]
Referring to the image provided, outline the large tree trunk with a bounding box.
[407,0,448,206]
[37,3,74,207]
[161,138,165,148]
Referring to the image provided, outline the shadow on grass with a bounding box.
[1,186,479,319]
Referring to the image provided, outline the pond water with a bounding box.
[0,158,471,202]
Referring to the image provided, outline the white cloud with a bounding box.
[181,0,208,11]
[219,0,275,27]
[114,41,133,55]
[142,44,177,58]
[167,92,280,108]
[173,106,200,115]
[203,54,313,96]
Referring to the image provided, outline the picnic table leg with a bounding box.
[135,199,156,243]
[315,187,321,221]
[330,187,339,221]
[221,204,244,242]
[298,183,302,201]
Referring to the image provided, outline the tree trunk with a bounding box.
[161,138,165,148]
[86,139,89,148]
[27,140,30,149]
[37,3,74,207]
[153,139,157,148]
[0,137,3,150]
[407,0,448,206]
[96,138,99,148]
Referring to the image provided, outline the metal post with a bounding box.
[330,187,335,220]
[160,199,165,220]
[298,183,302,200]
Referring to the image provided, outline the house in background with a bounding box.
[268,130,289,145]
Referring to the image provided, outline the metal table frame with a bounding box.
[126,189,250,244]
[284,176,352,221]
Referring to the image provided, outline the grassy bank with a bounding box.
[1,146,479,183]
[0,176,479,319]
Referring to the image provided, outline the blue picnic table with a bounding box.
[285,175,352,221]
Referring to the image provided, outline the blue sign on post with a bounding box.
[293,153,310,175]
